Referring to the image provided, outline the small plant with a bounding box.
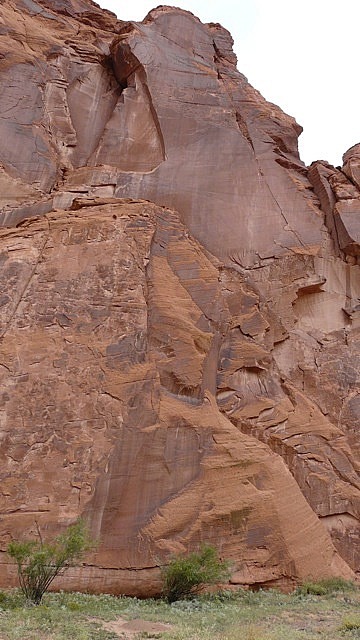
[340,615,360,631]
[0,589,25,610]
[296,577,355,596]
[7,519,93,605]
[162,544,230,603]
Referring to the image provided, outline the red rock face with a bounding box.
[0,0,359,594]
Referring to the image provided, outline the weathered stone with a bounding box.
[343,143,360,190]
[0,201,353,594]
[334,200,360,256]
[310,148,360,258]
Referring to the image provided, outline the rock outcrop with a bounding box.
[0,0,359,594]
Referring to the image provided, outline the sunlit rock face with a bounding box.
[0,0,358,595]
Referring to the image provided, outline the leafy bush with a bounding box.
[340,615,360,631]
[162,545,230,603]
[296,577,355,596]
[7,519,93,605]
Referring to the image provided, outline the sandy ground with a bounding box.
[96,617,173,638]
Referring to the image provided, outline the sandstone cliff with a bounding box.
[0,0,359,595]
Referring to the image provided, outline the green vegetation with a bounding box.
[7,519,93,605]
[340,615,360,631]
[161,545,230,603]
[296,577,356,596]
[0,584,359,640]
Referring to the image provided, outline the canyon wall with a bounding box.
[0,0,359,594]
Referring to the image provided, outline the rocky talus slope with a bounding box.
[0,0,359,595]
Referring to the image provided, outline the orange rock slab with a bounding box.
[0,201,353,594]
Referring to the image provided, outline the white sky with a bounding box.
[97,0,360,167]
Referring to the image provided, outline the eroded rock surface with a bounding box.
[0,0,359,593]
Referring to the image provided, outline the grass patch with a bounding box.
[340,615,360,631]
[296,577,356,596]
[0,585,358,640]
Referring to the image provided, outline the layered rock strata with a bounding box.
[0,0,359,593]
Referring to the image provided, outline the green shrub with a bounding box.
[162,544,230,603]
[296,577,355,596]
[7,519,93,605]
[340,615,360,631]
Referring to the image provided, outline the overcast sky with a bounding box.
[97,0,359,167]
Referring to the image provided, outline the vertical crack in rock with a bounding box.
[92,31,166,172]
[309,151,360,259]
[235,111,254,151]
[66,60,122,168]
[0,223,50,339]
[212,38,314,260]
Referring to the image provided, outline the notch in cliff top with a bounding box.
[90,24,167,172]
